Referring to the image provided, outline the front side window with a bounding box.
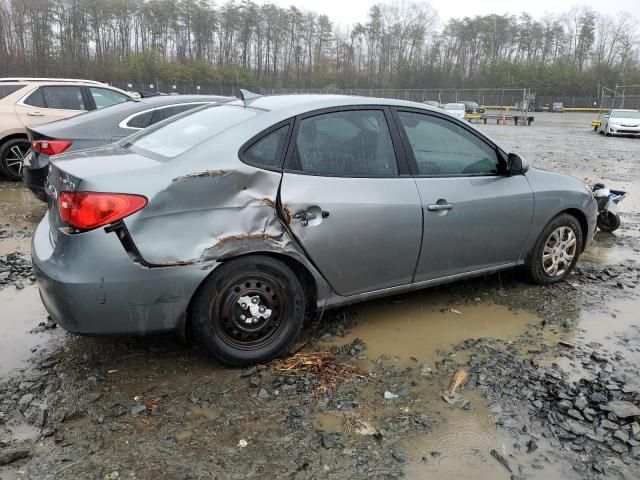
[398,111,498,176]
[292,110,398,176]
[129,104,258,160]
[243,125,289,168]
[41,86,85,110]
[90,87,129,109]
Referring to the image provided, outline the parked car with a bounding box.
[443,102,466,119]
[597,109,640,137]
[32,94,597,366]
[462,101,485,114]
[423,100,441,108]
[24,94,233,201]
[533,104,544,112]
[0,78,133,180]
[552,102,564,112]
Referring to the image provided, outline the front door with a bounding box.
[279,108,423,296]
[393,109,534,282]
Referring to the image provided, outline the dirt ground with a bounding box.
[1,112,640,480]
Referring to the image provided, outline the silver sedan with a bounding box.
[32,94,597,365]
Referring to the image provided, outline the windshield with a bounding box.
[445,104,464,110]
[610,110,640,119]
[128,104,259,160]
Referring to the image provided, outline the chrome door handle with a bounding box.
[427,203,453,211]
[27,112,44,116]
[293,209,329,227]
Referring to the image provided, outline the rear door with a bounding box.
[393,108,534,282]
[15,85,87,126]
[279,107,423,296]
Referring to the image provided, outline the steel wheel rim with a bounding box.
[4,142,30,176]
[542,226,577,277]
[214,274,285,350]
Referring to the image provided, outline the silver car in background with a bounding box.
[443,102,466,119]
[32,94,597,366]
[598,109,640,137]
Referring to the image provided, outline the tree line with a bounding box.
[0,0,638,96]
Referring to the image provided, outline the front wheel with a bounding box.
[191,255,306,366]
[0,138,31,181]
[526,214,583,285]
[597,212,621,233]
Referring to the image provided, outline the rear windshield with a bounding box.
[0,84,25,99]
[128,104,258,160]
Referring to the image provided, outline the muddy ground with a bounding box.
[1,112,640,479]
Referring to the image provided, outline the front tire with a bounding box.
[191,255,306,366]
[0,138,31,181]
[526,214,583,285]
[597,212,621,233]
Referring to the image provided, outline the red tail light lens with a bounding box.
[32,139,72,156]
[59,192,147,230]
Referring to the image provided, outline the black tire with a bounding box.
[526,213,583,285]
[191,255,306,366]
[596,212,621,233]
[0,138,31,181]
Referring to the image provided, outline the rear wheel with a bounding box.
[0,138,31,181]
[596,212,621,233]
[526,214,583,285]
[191,255,306,366]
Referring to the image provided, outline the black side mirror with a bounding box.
[507,153,529,175]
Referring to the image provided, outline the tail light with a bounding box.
[32,139,72,156]
[59,192,147,231]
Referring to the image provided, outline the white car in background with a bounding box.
[444,103,466,120]
[598,109,640,137]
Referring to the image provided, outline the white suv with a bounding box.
[0,78,133,180]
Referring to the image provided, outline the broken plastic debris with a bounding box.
[107,369,118,374]
[238,439,248,448]
[384,391,399,400]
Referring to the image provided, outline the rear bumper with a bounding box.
[31,215,214,335]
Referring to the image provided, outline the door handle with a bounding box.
[427,203,453,211]
[26,112,44,116]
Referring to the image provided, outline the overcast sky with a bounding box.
[267,0,640,27]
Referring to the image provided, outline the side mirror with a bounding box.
[507,153,529,175]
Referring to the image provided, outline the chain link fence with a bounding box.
[109,83,640,109]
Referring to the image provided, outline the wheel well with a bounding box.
[0,133,29,149]
[182,252,319,340]
[560,208,589,252]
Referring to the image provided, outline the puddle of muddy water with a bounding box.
[331,293,541,366]
[0,284,57,377]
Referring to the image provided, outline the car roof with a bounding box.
[0,77,106,85]
[226,94,441,115]
[29,95,234,136]
[610,109,639,112]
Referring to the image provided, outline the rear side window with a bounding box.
[159,103,205,121]
[129,105,258,160]
[0,85,24,99]
[126,110,154,129]
[24,88,45,107]
[242,125,290,168]
[292,110,398,176]
[90,87,129,109]
[24,86,85,110]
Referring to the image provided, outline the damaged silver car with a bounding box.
[32,93,598,365]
